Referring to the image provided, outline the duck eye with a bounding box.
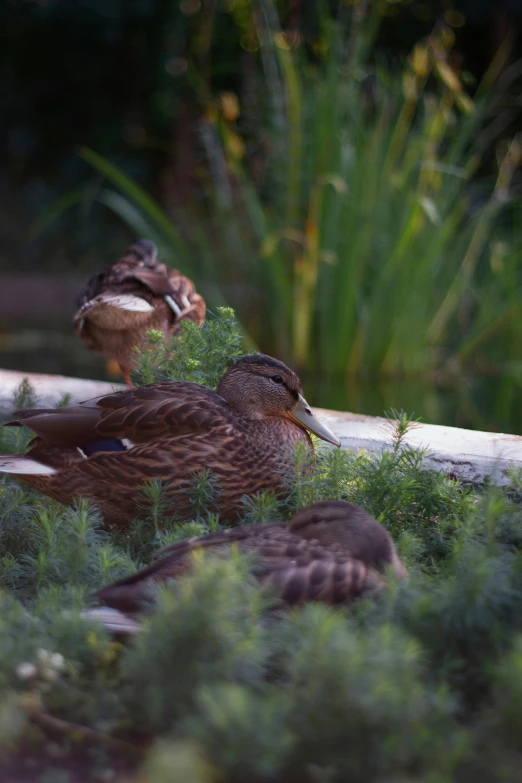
[271,375,283,383]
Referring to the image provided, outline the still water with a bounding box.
[1,330,521,436]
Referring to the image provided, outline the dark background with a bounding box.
[1,0,521,275]
[0,0,521,435]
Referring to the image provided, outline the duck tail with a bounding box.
[0,454,57,475]
[79,607,141,635]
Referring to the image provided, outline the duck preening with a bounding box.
[86,500,408,633]
[74,239,205,386]
[0,354,340,528]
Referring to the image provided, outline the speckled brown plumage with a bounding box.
[94,500,408,622]
[0,355,340,528]
[74,239,205,385]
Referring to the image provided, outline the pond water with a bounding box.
[1,330,521,436]
[303,370,522,436]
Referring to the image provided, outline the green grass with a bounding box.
[1,409,522,781]
[1,317,522,780]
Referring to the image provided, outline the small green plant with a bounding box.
[1,348,522,780]
[132,306,245,387]
[0,424,519,781]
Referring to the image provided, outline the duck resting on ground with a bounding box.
[0,354,340,528]
[74,239,205,386]
[85,500,408,634]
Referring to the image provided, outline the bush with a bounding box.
[1,317,522,781]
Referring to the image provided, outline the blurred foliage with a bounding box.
[1,0,520,271]
[1,326,522,778]
[1,373,522,779]
[132,305,245,386]
[1,0,522,435]
[55,11,522,383]
[2,4,522,778]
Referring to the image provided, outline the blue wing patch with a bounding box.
[82,438,127,456]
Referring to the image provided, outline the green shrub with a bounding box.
[132,306,245,387]
[1,328,522,780]
[120,553,270,734]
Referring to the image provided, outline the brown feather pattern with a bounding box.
[94,501,407,617]
[73,239,205,384]
[1,355,338,528]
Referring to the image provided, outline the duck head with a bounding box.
[216,354,341,447]
[289,500,408,579]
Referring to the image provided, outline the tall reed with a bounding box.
[207,8,520,376]
[44,3,521,380]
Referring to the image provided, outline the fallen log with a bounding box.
[1,369,521,486]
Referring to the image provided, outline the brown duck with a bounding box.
[86,500,408,633]
[74,239,205,386]
[0,355,340,528]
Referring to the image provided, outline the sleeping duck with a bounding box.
[86,500,408,633]
[74,239,205,386]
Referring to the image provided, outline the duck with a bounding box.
[86,500,408,633]
[0,354,340,528]
[74,239,205,386]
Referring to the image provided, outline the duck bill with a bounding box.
[285,394,341,447]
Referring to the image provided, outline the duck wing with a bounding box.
[123,264,181,298]
[5,383,232,449]
[76,241,157,305]
[126,265,205,323]
[94,524,384,613]
[259,555,383,605]
[157,525,384,603]
[73,261,160,344]
[93,523,287,613]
